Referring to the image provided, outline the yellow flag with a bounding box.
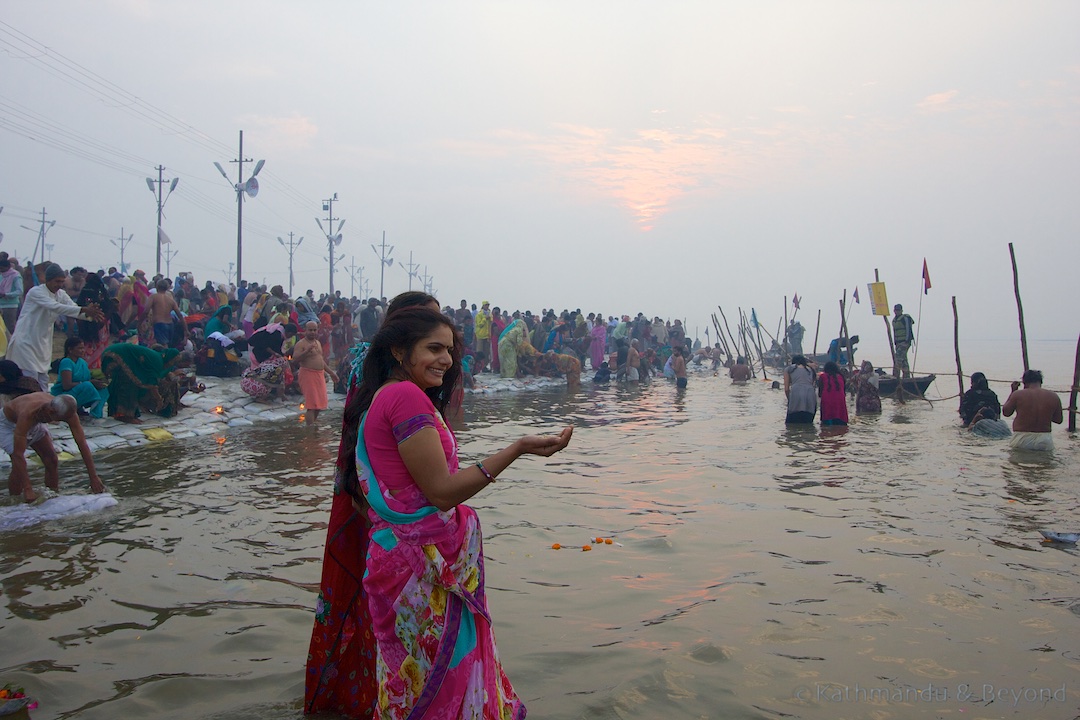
[869,282,890,316]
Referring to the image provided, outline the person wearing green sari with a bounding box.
[497,315,528,378]
[101,343,191,423]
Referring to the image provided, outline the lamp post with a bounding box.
[315,194,344,297]
[277,232,304,298]
[146,166,179,277]
[214,130,264,290]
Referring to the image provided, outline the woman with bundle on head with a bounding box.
[305,304,572,719]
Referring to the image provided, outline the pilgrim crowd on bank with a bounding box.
[0,254,712,425]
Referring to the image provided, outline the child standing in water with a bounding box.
[292,321,338,425]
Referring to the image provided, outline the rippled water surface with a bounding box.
[2,351,1078,719]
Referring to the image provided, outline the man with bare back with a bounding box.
[3,392,105,503]
[1002,369,1063,451]
[148,279,181,346]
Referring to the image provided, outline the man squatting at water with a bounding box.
[4,392,106,503]
[1001,369,1062,451]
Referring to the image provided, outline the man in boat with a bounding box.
[786,320,805,356]
[1001,369,1062,451]
[891,304,914,378]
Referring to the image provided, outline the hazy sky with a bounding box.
[2,1,1078,361]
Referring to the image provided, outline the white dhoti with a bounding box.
[1009,431,1054,451]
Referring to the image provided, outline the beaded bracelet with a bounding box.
[476,460,496,483]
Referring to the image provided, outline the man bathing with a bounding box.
[1002,369,1062,451]
[292,321,338,425]
[4,392,106,503]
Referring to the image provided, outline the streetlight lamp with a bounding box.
[214,130,264,290]
[146,166,179,277]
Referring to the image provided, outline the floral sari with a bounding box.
[334,381,523,719]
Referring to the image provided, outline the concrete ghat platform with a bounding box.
[0,376,342,469]
[0,371,574,468]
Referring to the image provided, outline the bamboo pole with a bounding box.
[839,294,854,369]
[812,309,821,356]
[953,296,964,411]
[756,323,770,380]
[711,313,733,359]
[1008,242,1030,372]
[1069,332,1080,432]
[783,296,790,365]
[717,306,740,359]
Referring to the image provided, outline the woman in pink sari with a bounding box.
[589,317,607,370]
[305,307,571,719]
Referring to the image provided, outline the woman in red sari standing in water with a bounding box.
[305,301,572,719]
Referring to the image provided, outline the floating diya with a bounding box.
[214,406,224,414]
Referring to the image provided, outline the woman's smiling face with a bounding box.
[400,325,455,390]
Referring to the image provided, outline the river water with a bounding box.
[1,340,1077,720]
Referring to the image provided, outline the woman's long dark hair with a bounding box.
[338,305,461,501]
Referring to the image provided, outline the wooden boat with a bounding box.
[878,374,935,398]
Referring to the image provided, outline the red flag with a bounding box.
[792,293,800,310]
[853,286,860,304]
[922,259,931,294]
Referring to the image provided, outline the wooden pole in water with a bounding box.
[711,313,732,359]
[783,296,790,364]
[839,293,854,369]
[953,296,964,411]
[1069,331,1080,432]
[717,306,740,358]
[812,309,821,356]
[1008,242,1030,372]
[875,269,905,403]
[756,323,770,380]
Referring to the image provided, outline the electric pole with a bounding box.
[370,231,395,300]
[110,228,134,274]
[145,165,178,276]
[25,208,55,267]
[277,232,304,297]
[316,194,345,297]
[346,256,365,299]
[163,248,180,278]
[399,250,420,291]
[225,261,235,286]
